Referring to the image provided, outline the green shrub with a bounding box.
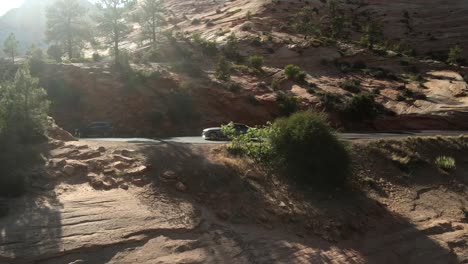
[223,111,351,188]
[447,45,463,65]
[241,23,252,31]
[248,95,260,105]
[284,64,301,79]
[284,64,306,81]
[223,33,242,62]
[435,156,456,171]
[225,82,241,93]
[276,92,300,116]
[318,92,342,109]
[340,94,382,121]
[270,111,351,187]
[47,44,63,62]
[249,55,264,70]
[339,79,361,93]
[271,79,281,91]
[215,57,231,80]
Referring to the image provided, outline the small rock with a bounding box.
[76,145,89,149]
[109,161,128,170]
[132,178,146,187]
[48,140,65,148]
[89,179,104,189]
[75,150,101,160]
[257,82,267,89]
[102,181,113,190]
[63,165,75,176]
[121,149,135,157]
[104,168,117,175]
[97,146,106,152]
[279,201,287,208]
[161,170,178,181]
[125,165,148,176]
[119,183,129,190]
[175,181,187,192]
[113,154,135,163]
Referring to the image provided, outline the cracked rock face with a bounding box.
[0,188,201,263]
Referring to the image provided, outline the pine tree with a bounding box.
[95,0,136,65]
[3,33,19,63]
[46,0,89,59]
[138,0,165,44]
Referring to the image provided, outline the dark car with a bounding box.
[202,123,249,140]
[76,122,114,138]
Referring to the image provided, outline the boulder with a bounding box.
[88,173,104,189]
[175,181,187,192]
[119,183,129,190]
[112,155,135,163]
[48,159,67,169]
[97,147,106,152]
[102,177,117,190]
[161,170,178,182]
[63,165,75,176]
[109,161,129,170]
[125,165,148,177]
[132,178,146,187]
[66,160,88,172]
[121,149,136,157]
[75,150,102,160]
[47,117,76,142]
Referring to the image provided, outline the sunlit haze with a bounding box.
[0,0,24,16]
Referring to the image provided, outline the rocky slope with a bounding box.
[30,0,468,135]
[0,135,467,263]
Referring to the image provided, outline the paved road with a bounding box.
[85,130,468,144]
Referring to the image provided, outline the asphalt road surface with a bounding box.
[85,130,468,144]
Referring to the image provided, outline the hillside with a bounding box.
[0,0,93,52]
[26,0,468,135]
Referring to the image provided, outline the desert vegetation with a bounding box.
[223,111,350,188]
[0,65,49,197]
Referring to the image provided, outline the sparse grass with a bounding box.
[435,156,456,171]
[339,79,361,93]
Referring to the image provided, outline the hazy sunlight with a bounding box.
[0,0,24,16]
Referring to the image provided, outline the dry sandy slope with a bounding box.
[0,137,467,263]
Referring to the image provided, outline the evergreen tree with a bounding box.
[138,0,165,44]
[46,0,89,59]
[95,0,136,65]
[3,33,19,63]
[0,65,49,141]
[361,22,383,50]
